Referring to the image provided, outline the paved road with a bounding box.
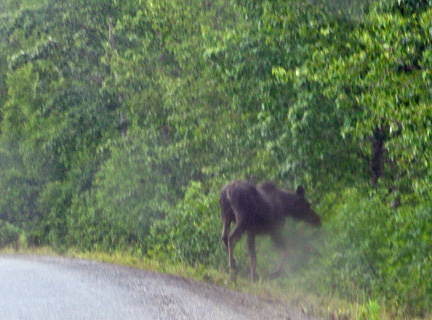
[0,255,317,320]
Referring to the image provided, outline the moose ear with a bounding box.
[296,186,305,197]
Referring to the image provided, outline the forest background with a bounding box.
[1,0,431,318]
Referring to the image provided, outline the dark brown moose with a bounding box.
[220,180,321,282]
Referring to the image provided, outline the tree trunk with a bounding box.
[370,127,386,187]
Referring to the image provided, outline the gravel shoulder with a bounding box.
[0,254,319,320]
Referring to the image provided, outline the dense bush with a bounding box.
[147,181,226,268]
[320,189,432,315]
[0,220,22,247]
[1,0,431,317]
[66,131,178,251]
[322,189,394,298]
[381,205,432,314]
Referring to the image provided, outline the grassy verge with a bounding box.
[0,245,419,320]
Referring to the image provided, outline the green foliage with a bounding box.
[321,189,432,315]
[378,0,432,15]
[0,220,22,247]
[1,0,432,317]
[269,1,432,200]
[323,189,395,296]
[148,181,226,267]
[382,205,432,314]
[66,130,179,251]
[0,139,40,231]
[360,299,381,320]
[36,180,73,246]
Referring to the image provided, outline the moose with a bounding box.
[220,180,321,282]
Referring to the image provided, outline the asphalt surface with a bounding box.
[0,254,318,320]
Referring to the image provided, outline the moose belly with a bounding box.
[246,216,284,234]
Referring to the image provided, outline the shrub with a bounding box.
[381,205,432,315]
[147,181,226,268]
[320,188,432,316]
[66,132,178,252]
[0,220,22,247]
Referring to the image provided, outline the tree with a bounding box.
[0,0,119,244]
[280,1,432,197]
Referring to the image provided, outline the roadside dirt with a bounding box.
[0,254,320,320]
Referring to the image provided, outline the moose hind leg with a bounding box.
[221,218,231,252]
[227,223,245,281]
[220,189,234,252]
[247,231,259,282]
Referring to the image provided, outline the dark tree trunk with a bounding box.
[370,127,386,187]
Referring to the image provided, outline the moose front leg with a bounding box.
[269,231,288,279]
[247,231,259,282]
